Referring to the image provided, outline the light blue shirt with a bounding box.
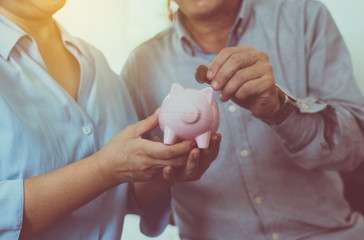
[0,14,170,240]
[122,0,364,239]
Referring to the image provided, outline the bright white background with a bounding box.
[54,0,364,239]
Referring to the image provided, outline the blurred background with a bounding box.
[54,0,364,239]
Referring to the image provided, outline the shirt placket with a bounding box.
[67,44,98,153]
[224,101,278,240]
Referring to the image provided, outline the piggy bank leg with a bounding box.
[195,131,211,149]
[163,126,177,145]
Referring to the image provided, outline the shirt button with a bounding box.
[240,149,249,158]
[254,196,262,205]
[228,104,236,113]
[82,126,92,135]
[272,233,279,240]
[301,102,309,109]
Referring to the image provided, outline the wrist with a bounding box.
[267,89,283,117]
[93,151,121,188]
[260,85,299,125]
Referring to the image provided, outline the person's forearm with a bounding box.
[272,104,364,170]
[19,153,117,239]
[133,180,173,210]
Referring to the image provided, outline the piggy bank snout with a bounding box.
[180,105,200,123]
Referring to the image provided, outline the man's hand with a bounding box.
[207,46,281,118]
[131,132,221,210]
[162,133,222,183]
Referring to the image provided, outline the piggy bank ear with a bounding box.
[200,87,214,104]
[171,83,184,96]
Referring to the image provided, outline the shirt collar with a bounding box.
[173,0,252,55]
[0,13,27,60]
[56,22,83,56]
[0,13,87,63]
[55,22,94,73]
[231,0,252,39]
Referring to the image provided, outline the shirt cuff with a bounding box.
[127,183,171,237]
[271,98,329,155]
[0,179,24,239]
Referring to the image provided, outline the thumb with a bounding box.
[135,108,160,137]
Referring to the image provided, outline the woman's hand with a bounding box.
[96,109,196,185]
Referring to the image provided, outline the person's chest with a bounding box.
[0,47,136,179]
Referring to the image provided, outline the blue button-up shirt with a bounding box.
[0,14,169,240]
[122,0,364,239]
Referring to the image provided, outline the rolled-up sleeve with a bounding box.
[126,183,171,237]
[271,1,364,171]
[0,179,24,239]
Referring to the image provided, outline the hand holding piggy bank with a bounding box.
[159,83,220,149]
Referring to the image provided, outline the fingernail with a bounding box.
[207,70,213,79]
[212,81,219,90]
[193,152,199,161]
[219,93,226,102]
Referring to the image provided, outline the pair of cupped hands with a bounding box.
[96,108,222,186]
[97,46,278,186]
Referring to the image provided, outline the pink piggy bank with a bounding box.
[159,83,220,149]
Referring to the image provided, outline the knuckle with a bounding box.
[245,46,256,53]
[264,63,273,73]
[261,74,274,84]
[221,91,232,101]
[163,149,174,159]
[230,54,241,65]
[235,69,246,80]
[234,90,244,100]
[258,51,269,61]
[220,47,231,56]
[242,82,253,95]
[215,70,228,81]
[209,62,217,72]
[235,84,251,100]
